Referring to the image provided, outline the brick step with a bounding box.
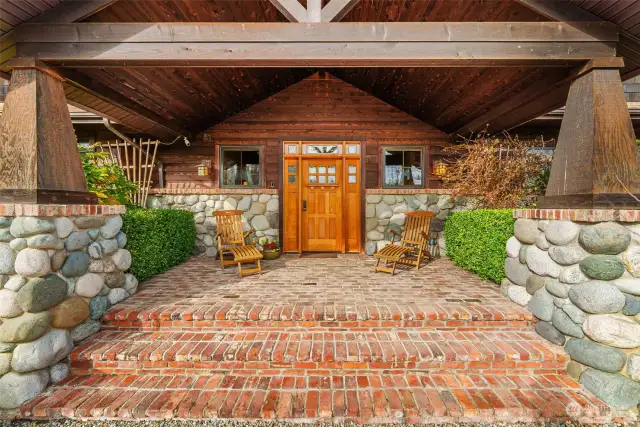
[102,302,534,332]
[69,329,567,376]
[20,372,630,423]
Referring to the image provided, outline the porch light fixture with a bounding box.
[197,160,211,176]
[432,160,447,177]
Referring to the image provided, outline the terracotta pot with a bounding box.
[262,249,281,260]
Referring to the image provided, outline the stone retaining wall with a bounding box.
[147,194,279,256]
[364,194,476,256]
[0,206,136,409]
[503,210,640,410]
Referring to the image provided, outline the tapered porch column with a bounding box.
[538,59,640,208]
[0,60,97,204]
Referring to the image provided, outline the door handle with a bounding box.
[302,200,307,211]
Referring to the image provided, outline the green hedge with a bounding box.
[122,208,196,282]
[444,209,514,283]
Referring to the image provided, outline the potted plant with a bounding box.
[259,237,281,260]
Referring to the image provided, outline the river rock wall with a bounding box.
[0,213,136,409]
[503,216,640,410]
[364,194,476,256]
[147,194,279,256]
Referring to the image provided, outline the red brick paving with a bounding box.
[21,373,625,423]
[69,329,567,376]
[18,256,635,423]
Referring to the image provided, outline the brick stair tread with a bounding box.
[69,330,567,374]
[103,301,533,325]
[21,372,632,423]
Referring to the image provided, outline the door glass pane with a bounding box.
[328,166,336,174]
[309,175,317,184]
[348,165,356,174]
[348,175,357,184]
[288,175,296,183]
[309,166,317,174]
[318,166,327,174]
[328,175,336,184]
[318,175,327,184]
[288,165,297,174]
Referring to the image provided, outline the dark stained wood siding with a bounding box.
[341,0,549,22]
[155,73,449,190]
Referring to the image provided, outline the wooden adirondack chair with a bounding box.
[374,211,435,275]
[214,210,263,277]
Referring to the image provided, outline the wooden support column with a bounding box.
[538,59,640,209]
[0,61,97,204]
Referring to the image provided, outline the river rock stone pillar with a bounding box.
[503,208,640,411]
[0,204,137,409]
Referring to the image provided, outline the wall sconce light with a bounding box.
[197,160,211,176]
[432,160,447,177]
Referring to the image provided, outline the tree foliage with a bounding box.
[79,144,137,206]
[442,134,552,208]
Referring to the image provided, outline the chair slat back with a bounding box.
[401,211,434,245]
[214,210,245,245]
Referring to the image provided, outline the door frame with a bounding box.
[279,138,365,254]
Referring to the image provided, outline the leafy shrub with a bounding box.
[79,144,137,206]
[122,209,196,281]
[444,209,514,283]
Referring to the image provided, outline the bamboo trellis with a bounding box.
[97,139,160,208]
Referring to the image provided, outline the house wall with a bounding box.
[153,73,450,191]
[148,73,459,255]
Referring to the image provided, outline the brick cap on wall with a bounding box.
[365,189,455,195]
[0,204,126,217]
[515,208,640,223]
[149,188,278,195]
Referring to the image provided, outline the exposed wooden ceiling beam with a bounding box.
[268,0,308,22]
[12,22,616,68]
[321,0,360,22]
[17,22,616,43]
[514,0,640,79]
[1,0,117,74]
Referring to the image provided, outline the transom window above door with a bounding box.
[220,146,262,188]
[303,144,342,155]
[382,147,425,188]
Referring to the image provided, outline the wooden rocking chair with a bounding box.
[374,211,435,275]
[214,210,263,277]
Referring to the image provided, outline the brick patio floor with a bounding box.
[18,255,635,423]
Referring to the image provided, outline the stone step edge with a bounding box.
[18,373,633,423]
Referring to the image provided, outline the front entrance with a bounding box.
[283,141,361,253]
[301,158,343,252]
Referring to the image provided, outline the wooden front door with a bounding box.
[301,158,343,252]
[283,141,361,254]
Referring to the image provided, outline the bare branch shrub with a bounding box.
[442,133,552,209]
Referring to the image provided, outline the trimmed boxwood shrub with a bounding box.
[444,209,514,284]
[122,208,196,282]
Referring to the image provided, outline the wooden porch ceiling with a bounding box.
[3,0,639,140]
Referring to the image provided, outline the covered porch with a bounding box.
[1,0,640,422]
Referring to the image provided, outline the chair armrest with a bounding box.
[390,229,402,238]
[420,231,430,241]
[243,229,256,238]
